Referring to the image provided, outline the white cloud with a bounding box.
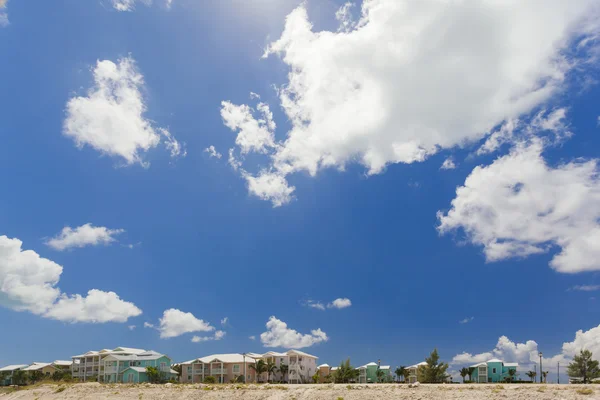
[46,223,124,251]
[204,145,222,159]
[64,56,181,166]
[191,330,226,343]
[438,140,600,273]
[45,290,142,323]
[221,317,228,325]
[158,308,215,339]
[221,0,600,205]
[110,0,151,12]
[161,128,186,159]
[221,100,276,155]
[243,170,295,207]
[569,285,600,292]
[165,0,173,9]
[249,335,256,340]
[477,108,571,156]
[0,235,141,323]
[305,300,325,311]
[260,316,328,349]
[128,325,136,330]
[327,298,352,309]
[143,322,155,328]
[335,2,356,32]
[459,316,474,324]
[0,0,8,27]
[451,324,600,372]
[440,157,456,170]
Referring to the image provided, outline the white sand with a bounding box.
[1,382,596,399]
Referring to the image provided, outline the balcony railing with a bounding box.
[211,368,226,374]
[104,367,118,374]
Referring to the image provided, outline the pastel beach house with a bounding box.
[257,350,318,383]
[180,353,257,383]
[22,362,59,377]
[406,361,427,383]
[470,359,518,383]
[101,351,176,383]
[356,362,393,383]
[0,365,27,386]
[316,363,331,383]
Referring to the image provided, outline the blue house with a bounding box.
[101,351,177,383]
[471,359,518,383]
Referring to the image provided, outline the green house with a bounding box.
[101,351,177,383]
[471,359,518,383]
[356,362,393,383]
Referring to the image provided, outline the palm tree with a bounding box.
[507,369,516,383]
[376,368,385,383]
[459,367,469,383]
[266,360,278,383]
[171,364,182,379]
[467,367,475,381]
[249,359,268,383]
[279,363,289,383]
[395,366,406,383]
[526,370,536,382]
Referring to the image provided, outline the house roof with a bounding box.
[262,351,287,357]
[53,360,73,366]
[380,365,391,370]
[331,367,338,371]
[0,365,28,372]
[470,362,487,368]
[286,350,317,359]
[244,353,264,359]
[103,353,167,362]
[487,358,503,363]
[73,347,147,358]
[504,363,518,367]
[22,363,56,371]
[124,367,147,373]
[407,362,427,369]
[366,362,378,366]
[113,347,146,354]
[183,353,257,365]
[317,364,330,368]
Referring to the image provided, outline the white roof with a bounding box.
[73,347,146,358]
[262,351,287,357]
[487,358,503,363]
[103,353,168,362]
[366,362,378,366]
[53,360,73,366]
[125,366,147,373]
[408,362,427,368]
[0,365,28,372]
[380,365,391,370]
[244,353,264,359]
[113,347,146,354]
[470,362,487,367]
[317,364,330,368]
[504,363,518,367]
[23,363,55,371]
[331,367,338,371]
[183,353,256,365]
[286,350,318,359]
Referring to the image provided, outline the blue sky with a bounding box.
[1,0,600,383]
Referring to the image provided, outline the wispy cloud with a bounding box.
[459,316,474,324]
[569,285,600,292]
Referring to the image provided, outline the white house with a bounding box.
[71,347,146,381]
[256,350,318,383]
[406,361,427,383]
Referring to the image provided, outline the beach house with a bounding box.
[0,365,27,386]
[101,351,176,383]
[406,361,427,383]
[71,347,150,381]
[256,350,318,383]
[470,359,518,383]
[316,364,331,383]
[356,362,393,383]
[22,362,58,377]
[179,353,256,383]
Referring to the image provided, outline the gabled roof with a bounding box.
[22,363,56,371]
[407,362,427,369]
[182,353,256,365]
[103,353,167,362]
[487,358,503,363]
[470,362,487,368]
[365,362,378,366]
[123,366,147,373]
[0,365,28,372]
[245,353,264,359]
[380,365,391,370]
[112,347,146,354]
[286,350,317,359]
[53,360,73,367]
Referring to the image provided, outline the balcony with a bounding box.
[104,367,118,374]
[211,368,226,375]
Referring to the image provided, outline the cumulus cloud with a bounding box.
[64,56,183,166]
[459,316,474,324]
[0,235,141,323]
[440,157,456,170]
[220,0,600,205]
[569,285,600,292]
[304,300,326,311]
[45,223,124,251]
[204,145,222,159]
[243,170,295,207]
[128,325,136,330]
[451,324,600,372]
[261,316,328,349]
[327,298,352,309]
[438,140,600,273]
[191,330,226,343]
[158,308,215,339]
[143,322,155,328]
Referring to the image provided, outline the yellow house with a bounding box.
[22,363,58,378]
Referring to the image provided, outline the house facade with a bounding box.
[101,351,175,383]
[470,359,518,383]
[261,350,318,383]
[71,347,161,382]
[356,362,393,383]
[316,364,331,383]
[406,361,427,383]
[180,353,257,384]
[0,365,27,386]
[22,362,58,377]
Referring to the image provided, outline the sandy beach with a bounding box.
[1,382,597,399]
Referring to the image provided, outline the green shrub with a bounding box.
[203,376,217,384]
[577,388,594,395]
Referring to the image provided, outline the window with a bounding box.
[492,368,496,374]
[233,365,240,373]
[187,366,192,373]
[188,375,192,381]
